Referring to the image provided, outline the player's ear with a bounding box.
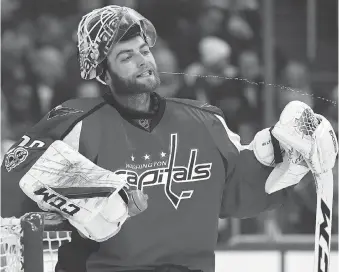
[104,71,109,82]
[102,59,109,81]
[103,69,111,86]
[103,68,110,83]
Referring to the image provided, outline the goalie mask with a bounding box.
[77,5,157,81]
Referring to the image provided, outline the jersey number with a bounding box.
[18,135,46,148]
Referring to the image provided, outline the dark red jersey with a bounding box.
[1,93,289,272]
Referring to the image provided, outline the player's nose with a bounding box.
[135,53,146,67]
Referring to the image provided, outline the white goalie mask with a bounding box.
[77,5,157,81]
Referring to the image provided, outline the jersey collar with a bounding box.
[103,92,166,132]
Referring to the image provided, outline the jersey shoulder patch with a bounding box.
[46,97,106,120]
[32,97,107,135]
[47,105,83,120]
[59,97,106,115]
[166,98,224,116]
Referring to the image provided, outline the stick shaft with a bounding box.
[314,171,333,272]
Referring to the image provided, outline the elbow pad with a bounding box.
[251,127,283,167]
[251,128,309,194]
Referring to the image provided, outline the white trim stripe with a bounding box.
[62,121,82,151]
[214,114,251,152]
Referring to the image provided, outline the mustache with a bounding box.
[135,63,157,76]
[108,63,161,94]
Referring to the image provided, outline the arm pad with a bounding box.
[251,127,309,194]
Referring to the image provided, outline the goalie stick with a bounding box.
[299,108,334,272]
[313,171,333,272]
[294,110,334,272]
[271,101,336,272]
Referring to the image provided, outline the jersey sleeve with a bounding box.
[1,99,105,218]
[209,114,291,219]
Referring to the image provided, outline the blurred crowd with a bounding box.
[1,0,338,244]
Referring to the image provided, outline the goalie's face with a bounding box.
[105,35,160,95]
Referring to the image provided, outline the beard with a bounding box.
[108,65,161,96]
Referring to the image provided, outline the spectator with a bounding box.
[1,0,20,29]
[195,0,262,62]
[30,46,70,113]
[237,50,264,134]
[278,61,314,113]
[2,72,41,140]
[76,82,101,98]
[1,25,35,74]
[35,15,67,50]
[152,39,183,98]
[184,36,254,135]
[184,36,237,98]
[198,5,226,38]
[1,94,15,161]
[138,0,203,69]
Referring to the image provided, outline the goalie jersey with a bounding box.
[1,93,289,272]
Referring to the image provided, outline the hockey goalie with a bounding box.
[1,4,338,272]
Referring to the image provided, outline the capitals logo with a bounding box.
[114,134,212,209]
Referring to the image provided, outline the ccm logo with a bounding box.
[329,130,338,153]
[34,187,80,216]
[318,199,331,272]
